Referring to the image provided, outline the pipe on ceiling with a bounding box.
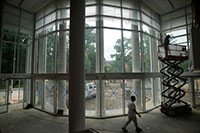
[167,0,175,9]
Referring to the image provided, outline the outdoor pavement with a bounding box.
[0,106,200,133]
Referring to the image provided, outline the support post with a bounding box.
[69,0,85,132]
[0,0,4,73]
[57,23,67,114]
[131,26,142,108]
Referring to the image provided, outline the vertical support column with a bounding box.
[189,78,195,107]
[131,26,142,108]
[69,0,85,132]
[57,23,67,114]
[0,0,3,73]
[31,13,36,107]
[96,0,105,117]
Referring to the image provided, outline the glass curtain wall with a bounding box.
[34,0,161,117]
[1,3,33,108]
[34,0,70,114]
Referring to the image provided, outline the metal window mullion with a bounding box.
[99,0,105,118]
[6,80,9,112]
[139,0,146,111]
[54,80,57,114]
[53,0,58,114]
[41,9,45,109]
[16,8,22,74]
[31,13,36,106]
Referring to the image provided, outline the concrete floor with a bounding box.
[0,107,200,133]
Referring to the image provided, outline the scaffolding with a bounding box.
[158,44,192,116]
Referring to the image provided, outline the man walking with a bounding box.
[122,96,142,132]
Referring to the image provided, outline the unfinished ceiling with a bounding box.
[5,0,52,13]
[143,0,192,15]
[6,0,192,14]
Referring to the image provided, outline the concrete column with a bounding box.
[96,3,105,116]
[69,0,85,132]
[189,78,195,107]
[57,23,67,114]
[37,36,45,107]
[0,0,3,73]
[131,26,142,108]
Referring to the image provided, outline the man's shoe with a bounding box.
[136,127,142,132]
[122,127,128,132]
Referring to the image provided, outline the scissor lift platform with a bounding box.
[158,44,192,117]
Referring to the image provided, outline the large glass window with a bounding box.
[29,0,164,117]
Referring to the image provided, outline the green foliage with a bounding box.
[85,27,96,73]
[1,29,28,74]
[106,34,151,73]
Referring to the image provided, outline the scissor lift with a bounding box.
[158,44,192,116]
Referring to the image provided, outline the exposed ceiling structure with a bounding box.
[6,0,192,14]
[143,0,192,15]
[5,0,52,13]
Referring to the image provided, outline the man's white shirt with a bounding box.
[128,102,136,117]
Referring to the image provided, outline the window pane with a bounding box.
[103,17,121,28]
[45,12,56,25]
[86,17,97,27]
[85,29,96,73]
[166,28,186,37]
[36,19,44,29]
[123,20,140,30]
[85,80,96,117]
[123,9,139,20]
[18,44,27,73]
[102,6,121,17]
[57,80,69,115]
[152,20,160,30]
[145,78,153,109]
[123,31,141,72]
[57,20,70,30]
[142,24,151,34]
[57,9,70,19]
[1,42,14,74]
[142,13,151,24]
[143,34,151,72]
[44,80,55,113]
[170,36,187,44]
[35,80,44,109]
[86,6,97,16]
[104,80,123,116]
[44,23,56,33]
[46,34,55,73]
[104,29,122,72]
